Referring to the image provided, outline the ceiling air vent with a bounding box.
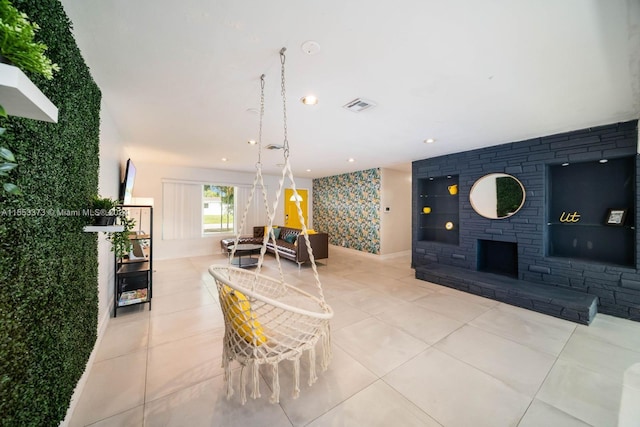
[265,144,284,150]
[343,98,376,113]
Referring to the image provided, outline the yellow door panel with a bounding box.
[284,188,308,229]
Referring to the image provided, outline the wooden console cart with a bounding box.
[114,205,153,317]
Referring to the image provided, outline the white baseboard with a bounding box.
[329,245,410,261]
[378,249,412,260]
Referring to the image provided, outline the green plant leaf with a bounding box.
[0,147,16,162]
[3,182,21,195]
[0,162,17,172]
[0,105,6,118]
[0,127,6,136]
[0,1,58,80]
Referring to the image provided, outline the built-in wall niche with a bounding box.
[478,240,518,277]
[547,156,635,267]
[417,175,459,244]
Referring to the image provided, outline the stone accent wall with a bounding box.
[412,120,640,320]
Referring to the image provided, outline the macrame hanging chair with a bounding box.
[209,48,333,405]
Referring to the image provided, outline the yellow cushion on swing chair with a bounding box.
[221,285,267,345]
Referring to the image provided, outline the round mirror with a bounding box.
[470,173,525,219]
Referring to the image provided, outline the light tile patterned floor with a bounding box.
[69,248,640,426]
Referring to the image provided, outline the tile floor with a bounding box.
[69,248,640,427]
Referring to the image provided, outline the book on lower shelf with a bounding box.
[118,288,148,306]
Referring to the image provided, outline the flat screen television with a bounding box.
[120,159,136,204]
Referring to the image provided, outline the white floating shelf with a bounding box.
[0,63,58,123]
[83,225,124,233]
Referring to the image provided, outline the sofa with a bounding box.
[220,226,328,265]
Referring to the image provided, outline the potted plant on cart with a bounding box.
[106,208,136,259]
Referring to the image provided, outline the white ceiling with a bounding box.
[60,0,640,178]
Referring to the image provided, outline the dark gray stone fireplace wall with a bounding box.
[412,120,640,320]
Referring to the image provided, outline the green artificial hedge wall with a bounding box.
[496,176,524,218]
[0,1,101,425]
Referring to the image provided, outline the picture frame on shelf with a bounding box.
[605,208,627,226]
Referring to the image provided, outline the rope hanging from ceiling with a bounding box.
[209,47,333,404]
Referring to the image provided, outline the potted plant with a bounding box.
[0,0,60,196]
[90,195,117,225]
[106,209,136,259]
[0,0,60,79]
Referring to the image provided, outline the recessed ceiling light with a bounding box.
[424,138,436,144]
[301,95,318,105]
[599,159,608,164]
[306,169,311,172]
[348,158,355,163]
[247,139,257,145]
[221,158,228,162]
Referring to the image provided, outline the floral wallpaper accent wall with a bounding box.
[313,168,381,254]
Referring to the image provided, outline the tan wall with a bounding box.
[380,168,412,255]
[96,103,126,329]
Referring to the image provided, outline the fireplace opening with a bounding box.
[478,240,518,278]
